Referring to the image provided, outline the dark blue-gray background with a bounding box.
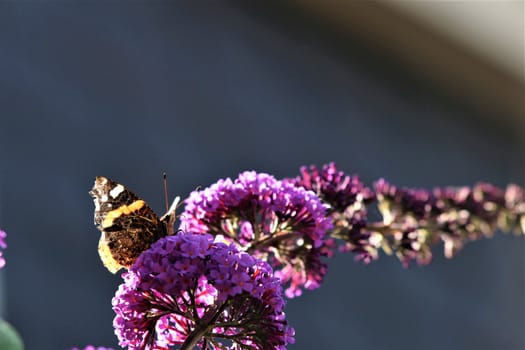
[1,2,523,350]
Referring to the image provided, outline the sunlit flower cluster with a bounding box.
[180,171,332,297]
[374,179,525,265]
[113,233,294,350]
[287,163,379,263]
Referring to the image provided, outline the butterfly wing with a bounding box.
[90,176,167,273]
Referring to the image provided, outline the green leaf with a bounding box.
[0,319,24,350]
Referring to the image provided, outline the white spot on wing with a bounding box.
[110,185,125,199]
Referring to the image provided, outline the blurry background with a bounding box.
[1,1,523,349]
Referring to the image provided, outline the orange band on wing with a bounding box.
[102,200,145,228]
[98,233,123,274]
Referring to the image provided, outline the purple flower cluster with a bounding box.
[374,179,525,265]
[387,229,432,268]
[434,182,525,257]
[113,233,294,350]
[372,179,437,266]
[288,162,375,213]
[179,171,332,298]
[0,229,6,269]
[502,184,525,232]
[287,163,379,263]
[332,209,383,264]
[286,166,523,267]
[374,179,436,222]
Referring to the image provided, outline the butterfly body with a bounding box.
[90,176,176,273]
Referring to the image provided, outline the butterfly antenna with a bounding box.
[161,173,181,235]
[163,172,169,212]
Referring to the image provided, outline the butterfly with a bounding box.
[90,176,178,273]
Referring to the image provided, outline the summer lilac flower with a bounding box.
[374,178,437,223]
[288,162,375,214]
[502,184,525,233]
[179,171,332,298]
[287,163,379,263]
[0,229,7,269]
[433,182,525,257]
[332,210,383,264]
[113,233,294,350]
[373,179,525,264]
[389,228,432,268]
